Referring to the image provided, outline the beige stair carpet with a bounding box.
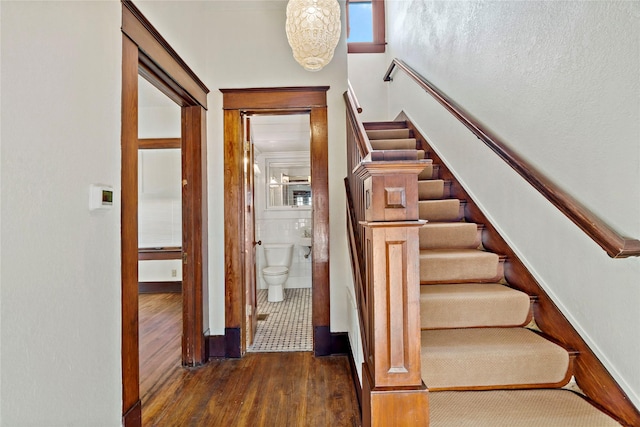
[419,222,480,249]
[366,128,410,140]
[418,179,445,199]
[420,249,500,283]
[429,389,621,426]
[419,199,462,221]
[421,328,570,389]
[369,138,417,150]
[420,283,531,329]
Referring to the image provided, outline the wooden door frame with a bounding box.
[121,2,209,426]
[221,87,331,357]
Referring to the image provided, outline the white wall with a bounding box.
[136,1,351,336]
[255,151,312,290]
[383,0,640,408]
[1,1,122,425]
[347,53,389,122]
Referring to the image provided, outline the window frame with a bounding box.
[347,0,386,54]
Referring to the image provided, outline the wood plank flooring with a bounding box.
[139,293,361,426]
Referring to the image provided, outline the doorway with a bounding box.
[221,87,331,358]
[137,75,183,407]
[121,2,209,425]
[246,113,313,352]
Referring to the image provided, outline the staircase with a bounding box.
[363,121,622,426]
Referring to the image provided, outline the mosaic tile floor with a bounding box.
[247,288,312,352]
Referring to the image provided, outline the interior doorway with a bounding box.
[121,2,209,425]
[221,87,331,358]
[245,113,313,352]
[137,76,183,408]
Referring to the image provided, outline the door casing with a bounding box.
[121,2,209,425]
[221,87,331,357]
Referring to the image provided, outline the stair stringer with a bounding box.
[398,111,640,427]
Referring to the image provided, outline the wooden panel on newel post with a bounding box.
[357,158,429,426]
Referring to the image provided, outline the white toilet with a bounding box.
[262,243,294,302]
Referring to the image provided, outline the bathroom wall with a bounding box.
[254,151,312,290]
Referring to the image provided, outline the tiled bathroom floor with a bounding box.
[247,288,312,352]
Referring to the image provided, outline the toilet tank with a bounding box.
[263,243,294,268]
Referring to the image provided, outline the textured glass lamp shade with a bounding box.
[285,0,341,72]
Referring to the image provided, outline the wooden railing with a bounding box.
[384,58,640,259]
[344,83,429,426]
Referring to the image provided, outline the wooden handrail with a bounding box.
[384,58,640,258]
[344,88,372,162]
[347,80,363,114]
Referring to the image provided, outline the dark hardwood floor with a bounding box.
[139,292,361,426]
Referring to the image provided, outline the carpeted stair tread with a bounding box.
[421,328,570,389]
[369,138,417,151]
[420,283,531,329]
[428,389,621,426]
[419,222,480,249]
[419,199,463,221]
[420,249,501,283]
[366,128,411,140]
[419,179,445,199]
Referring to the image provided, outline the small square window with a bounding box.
[347,0,385,53]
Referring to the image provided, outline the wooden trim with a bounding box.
[223,108,244,334]
[385,58,640,259]
[310,106,331,348]
[121,35,140,427]
[121,4,209,423]
[222,87,330,358]
[225,328,242,358]
[138,138,181,149]
[138,247,181,260]
[343,334,363,416]
[205,335,226,359]
[330,331,351,355]
[314,326,332,357]
[181,105,208,366]
[220,87,329,110]
[121,1,209,108]
[138,281,182,293]
[402,113,640,426]
[347,42,386,54]
[122,400,141,427]
[347,0,386,54]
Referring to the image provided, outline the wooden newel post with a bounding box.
[356,161,430,426]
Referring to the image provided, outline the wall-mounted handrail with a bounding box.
[384,58,640,258]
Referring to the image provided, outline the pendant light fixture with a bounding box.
[285,0,341,72]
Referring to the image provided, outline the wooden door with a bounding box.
[244,116,258,348]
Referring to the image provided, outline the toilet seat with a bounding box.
[263,266,288,276]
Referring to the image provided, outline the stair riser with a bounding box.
[366,128,411,140]
[419,224,481,249]
[419,164,438,180]
[419,200,464,222]
[418,180,449,200]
